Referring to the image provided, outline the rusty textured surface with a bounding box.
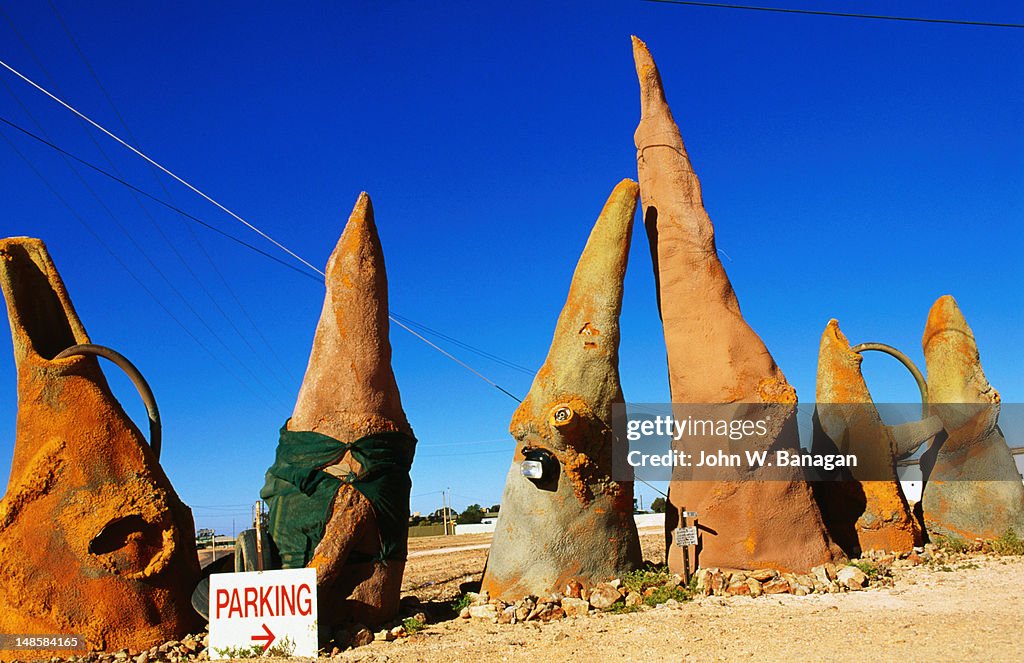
[0,237,201,658]
[480,180,643,602]
[921,295,1024,540]
[813,319,924,555]
[632,36,842,573]
[288,193,414,627]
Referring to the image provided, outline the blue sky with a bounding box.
[0,1,1021,534]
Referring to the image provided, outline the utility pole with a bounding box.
[253,501,264,571]
[442,490,449,536]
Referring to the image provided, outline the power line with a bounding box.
[0,115,322,283]
[640,0,1024,28]
[389,312,536,376]
[45,0,298,387]
[0,122,283,411]
[0,12,287,407]
[0,54,526,404]
[0,57,326,278]
[1,108,526,405]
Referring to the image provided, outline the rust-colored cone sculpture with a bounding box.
[920,295,1024,540]
[813,320,928,554]
[262,193,415,628]
[632,36,842,572]
[0,237,201,656]
[480,180,643,601]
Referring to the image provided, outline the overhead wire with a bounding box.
[0,53,527,405]
[0,116,322,282]
[0,119,286,411]
[640,0,1024,29]
[45,0,298,387]
[0,7,289,403]
[0,108,526,406]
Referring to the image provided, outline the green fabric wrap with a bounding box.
[260,421,416,569]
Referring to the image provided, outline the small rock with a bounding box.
[134,655,148,663]
[390,626,406,638]
[469,603,499,620]
[466,590,489,605]
[514,603,531,622]
[374,629,394,642]
[746,578,762,597]
[459,606,471,619]
[561,596,590,618]
[811,564,834,585]
[412,611,429,625]
[695,568,713,596]
[747,569,777,582]
[564,580,583,599]
[836,565,868,590]
[663,598,680,608]
[352,627,374,648]
[726,579,750,596]
[762,578,791,594]
[795,574,816,591]
[538,605,565,622]
[710,570,728,596]
[497,606,516,624]
[608,579,622,589]
[588,583,622,609]
[625,592,643,607]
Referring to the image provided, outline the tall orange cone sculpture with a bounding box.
[260,193,416,627]
[813,320,939,554]
[632,37,842,572]
[920,295,1024,540]
[0,237,201,655]
[480,180,643,602]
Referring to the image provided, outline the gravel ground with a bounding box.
[243,533,1024,662]
[341,556,1024,661]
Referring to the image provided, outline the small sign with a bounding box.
[208,568,318,659]
[680,511,698,519]
[675,526,698,547]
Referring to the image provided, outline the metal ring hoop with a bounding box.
[54,343,162,459]
[850,342,928,412]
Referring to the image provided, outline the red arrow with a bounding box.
[251,623,275,653]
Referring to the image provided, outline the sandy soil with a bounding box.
[247,532,1024,661]
[218,532,1024,663]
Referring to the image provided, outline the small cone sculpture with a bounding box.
[262,193,415,627]
[0,238,201,655]
[632,36,842,572]
[813,320,933,555]
[480,180,643,601]
[921,295,1024,540]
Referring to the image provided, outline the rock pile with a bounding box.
[13,632,211,663]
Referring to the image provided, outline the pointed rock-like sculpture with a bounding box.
[261,193,415,627]
[0,237,201,655]
[480,180,643,601]
[921,295,1024,540]
[632,36,842,572]
[813,319,932,554]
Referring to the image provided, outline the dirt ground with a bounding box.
[259,531,1024,661]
